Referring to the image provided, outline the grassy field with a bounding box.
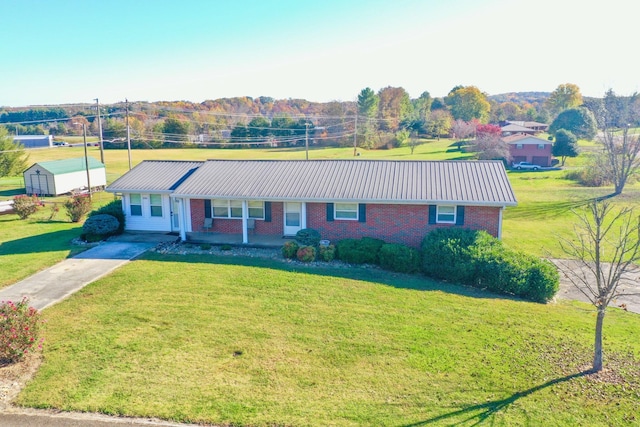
[16,253,640,426]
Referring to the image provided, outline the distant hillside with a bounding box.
[489,92,551,104]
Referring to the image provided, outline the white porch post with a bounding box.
[179,198,187,241]
[242,200,248,244]
[301,202,307,229]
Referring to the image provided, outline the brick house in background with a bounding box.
[504,134,553,167]
[107,160,517,248]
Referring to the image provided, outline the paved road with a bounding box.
[0,412,201,427]
[0,242,155,310]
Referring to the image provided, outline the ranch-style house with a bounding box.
[106,159,517,248]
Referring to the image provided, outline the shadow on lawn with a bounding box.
[401,370,591,426]
[142,251,523,303]
[0,227,81,256]
[506,195,616,220]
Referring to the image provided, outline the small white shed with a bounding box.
[23,157,107,196]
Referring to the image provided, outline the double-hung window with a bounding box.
[248,201,265,219]
[130,194,142,216]
[212,200,265,219]
[334,203,358,220]
[150,194,163,217]
[436,205,456,223]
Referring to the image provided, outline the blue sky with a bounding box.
[1,0,638,107]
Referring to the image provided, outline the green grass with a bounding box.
[0,210,84,288]
[17,254,640,426]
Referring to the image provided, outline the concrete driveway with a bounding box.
[0,242,155,310]
[552,259,640,314]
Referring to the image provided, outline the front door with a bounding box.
[171,198,180,232]
[284,202,302,236]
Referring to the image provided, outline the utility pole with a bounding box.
[353,113,358,156]
[125,98,132,170]
[94,98,104,164]
[81,124,92,201]
[305,121,310,160]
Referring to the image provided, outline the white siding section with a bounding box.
[123,193,172,232]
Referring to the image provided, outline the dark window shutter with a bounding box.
[358,204,366,223]
[264,201,272,222]
[456,206,465,225]
[326,203,334,222]
[428,205,436,224]
[204,199,212,219]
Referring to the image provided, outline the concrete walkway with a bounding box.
[0,241,156,310]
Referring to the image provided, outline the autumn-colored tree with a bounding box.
[445,86,490,122]
[424,109,453,140]
[546,83,582,116]
[377,86,413,132]
[471,124,509,161]
[451,119,477,150]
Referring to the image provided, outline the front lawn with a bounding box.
[0,212,83,288]
[18,253,640,426]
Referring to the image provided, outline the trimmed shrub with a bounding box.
[295,228,321,247]
[12,195,41,220]
[89,200,125,234]
[421,228,559,303]
[0,298,42,363]
[64,194,92,223]
[318,244,336,262]
[421,228,497,283]
[200,243,212,250]
[336,237,385,264]
[379,243,421,273]
[82,214,120,242]
[296,245,317,262]
[282,241,299,259]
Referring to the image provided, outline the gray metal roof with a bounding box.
[106,160,204,193]
[171,160,517,206]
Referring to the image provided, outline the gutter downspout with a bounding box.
[498,207,504,240]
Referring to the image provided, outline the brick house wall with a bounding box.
[190,200,501,248]
[308,203,500,248]
[510,143,552,166]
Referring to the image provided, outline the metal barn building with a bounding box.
[13,135,53,148]
[23,157,107,196]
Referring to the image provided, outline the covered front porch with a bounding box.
[186,232,294,248]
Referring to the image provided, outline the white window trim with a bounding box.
[149,194,163,217]
[334,202,359,221]
[212,200,264,219]
[129,193,142,216]
[436,205,456,224]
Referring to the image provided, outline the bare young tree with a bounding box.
[557,200,640,372]
[595,90,640,195]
